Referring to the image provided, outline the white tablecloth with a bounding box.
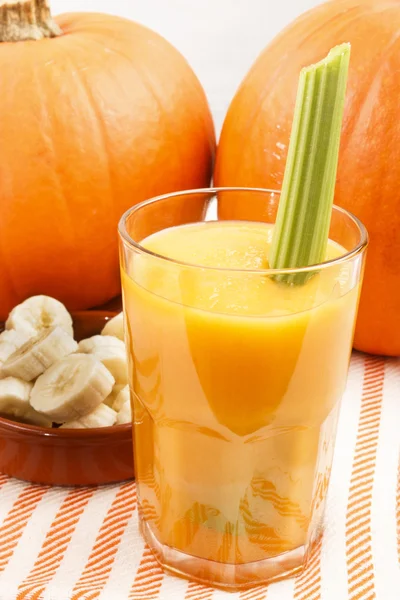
[0,353,398,599]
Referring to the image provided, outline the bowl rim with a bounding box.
[0,414,131,438]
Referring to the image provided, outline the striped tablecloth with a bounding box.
[0,353,398,600]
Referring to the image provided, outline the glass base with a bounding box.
[139,517,304,591]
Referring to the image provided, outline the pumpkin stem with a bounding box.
[0,0,61,42]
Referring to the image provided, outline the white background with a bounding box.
[51,0,321,134]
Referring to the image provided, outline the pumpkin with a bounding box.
[215,0,400,357]
[0,0,215,321]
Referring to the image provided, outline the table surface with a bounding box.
[0,353,398,600]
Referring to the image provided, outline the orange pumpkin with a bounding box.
[0,0,215,321]
[215,0,400,357]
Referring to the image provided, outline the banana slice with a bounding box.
[103,384,125,408]
[0,326,78,381]
[10,407,52,428]
[0,329,31,365]
[6,295,73,337]
[0,377,51,427]
[116,393,132,425]
[113,385,130,412]
[93,347,128,385]
[30,354,115,423]
[78,335,124,354]
[60,404,117,429]
[101,313,124,341]
[78,336,128,385]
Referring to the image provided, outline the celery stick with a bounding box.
[269,43,350,285]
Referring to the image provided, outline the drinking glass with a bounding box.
[119,188,368,590]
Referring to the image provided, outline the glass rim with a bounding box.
[118,187,368,275]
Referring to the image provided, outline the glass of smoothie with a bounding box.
[119,187,367,589]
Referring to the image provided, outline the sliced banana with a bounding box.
[30,354,115,423]
[113,385,130,412]
[11,406,52,428]
[101,313,124,341]
[0,377,51,427]
[0,329,31,365]
[0,326,78,382]
[60,403,117,429]
[6,295,73,337]
[78,335,124,354]
[93,347,128,385]
[78,336,128,385]
[116,393,132,425]
[103,384,125,408]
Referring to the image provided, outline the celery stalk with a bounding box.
[269,43,350,285]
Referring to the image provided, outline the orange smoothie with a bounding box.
[122,221,359,568]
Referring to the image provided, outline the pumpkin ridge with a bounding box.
[135,35,216,174]
[33,53,83,291]
[130,62,189,188]
[0,53,39,307]
[53,39,122,305]
[60,38,118,233]
[180,69,216,167]
[77,33,178,187]
[126,41,216,187]
[86,34,209,190]
[216,3,363,186]
[319,4,397,163]
[19,47,77,290]
[338,16,400,162]
[71,23,215,170]
[32,39,114,306]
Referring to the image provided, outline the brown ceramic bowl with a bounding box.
[0,310,134,486]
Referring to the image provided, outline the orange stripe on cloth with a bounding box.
[0,473,9,488]
[346,357,385,600]
[185,581,214,599]
[293,535,322,600]
[70,482,136,600]
[0,484,49,572]
[239,585,268,600]
[128,545,164,599]
[16,487,95,600]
